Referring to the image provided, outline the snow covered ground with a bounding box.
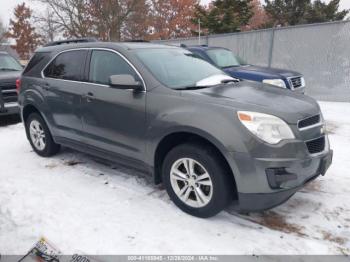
[0,102,349,255]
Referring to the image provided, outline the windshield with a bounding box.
[135,48,228,89]
[0,54,23,71]
[206,49,247,68]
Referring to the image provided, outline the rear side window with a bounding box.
[44,50,87,81]
[23,52,50,77]
[89,50,138,85]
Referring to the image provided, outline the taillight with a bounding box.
[16,78,21,94]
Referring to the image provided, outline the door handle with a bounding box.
[42,83,50,91]
[84,92,94,102]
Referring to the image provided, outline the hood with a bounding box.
[224,65,300,82]
[0,71,22,84]
[184,81,319,124]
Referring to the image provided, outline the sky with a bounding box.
[0,0,350,26]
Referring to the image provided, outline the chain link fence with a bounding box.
[155,21,350,102]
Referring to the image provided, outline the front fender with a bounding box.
[145,94,248,187]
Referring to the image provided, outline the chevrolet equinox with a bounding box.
[18,39,333,218]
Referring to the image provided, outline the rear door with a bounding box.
[43,49,88,141]
[80,49,147,162]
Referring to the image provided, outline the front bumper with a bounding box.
[1,86,19,116]
[0,102,20,116]
[292,86,306,94]
[231,148,333,212]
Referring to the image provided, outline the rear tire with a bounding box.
[162,143,234,218]
[25,113,60,157]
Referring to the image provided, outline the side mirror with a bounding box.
[109,74,143,91]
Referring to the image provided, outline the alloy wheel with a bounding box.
[29,120,46,151]
[170,158,213,208]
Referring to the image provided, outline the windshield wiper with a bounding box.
[174,85,210,91]
[221,78,240,83]
[175,79,240,90]
[222,65,241,69]
[0,68,20,71]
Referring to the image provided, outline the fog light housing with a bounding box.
[266,168,297,189]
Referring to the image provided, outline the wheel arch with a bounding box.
[22,103,55,141]
[22,104,41,123]
[153,131,238,200]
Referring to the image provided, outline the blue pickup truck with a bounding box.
[183,45,305,93]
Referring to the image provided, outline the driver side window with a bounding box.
[89,50,138,85]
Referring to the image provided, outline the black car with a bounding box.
[0,51,22,116]
[183,45,306,93]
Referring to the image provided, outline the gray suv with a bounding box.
[18,40,333,218]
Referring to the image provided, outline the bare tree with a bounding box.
[123,0,151,40]
[89,0,141,41]
[35,0,199,41]
[36,0,95,38]
[149,0,199,40]
[243,0,270,31]
[33,8,61,43]
[36,0,142,41]
[0,19,7,43]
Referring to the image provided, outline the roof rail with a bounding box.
[123,39,149,43]
[44,38,98,47]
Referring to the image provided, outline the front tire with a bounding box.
[25,113,60,157]
[162,143,234,218]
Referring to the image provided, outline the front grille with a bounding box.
[289,76,303,89]
[298,114,321,129]
[306,136,325,154]
[0,82,18,103]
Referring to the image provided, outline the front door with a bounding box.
[80,49,147,162]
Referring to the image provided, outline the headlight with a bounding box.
[262,79,287,89]
[238,111,295,144]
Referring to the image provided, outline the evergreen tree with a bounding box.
[306,0,349,24]
[264,0,349,27]
[264,0,310,26]
[194,0,254,34]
